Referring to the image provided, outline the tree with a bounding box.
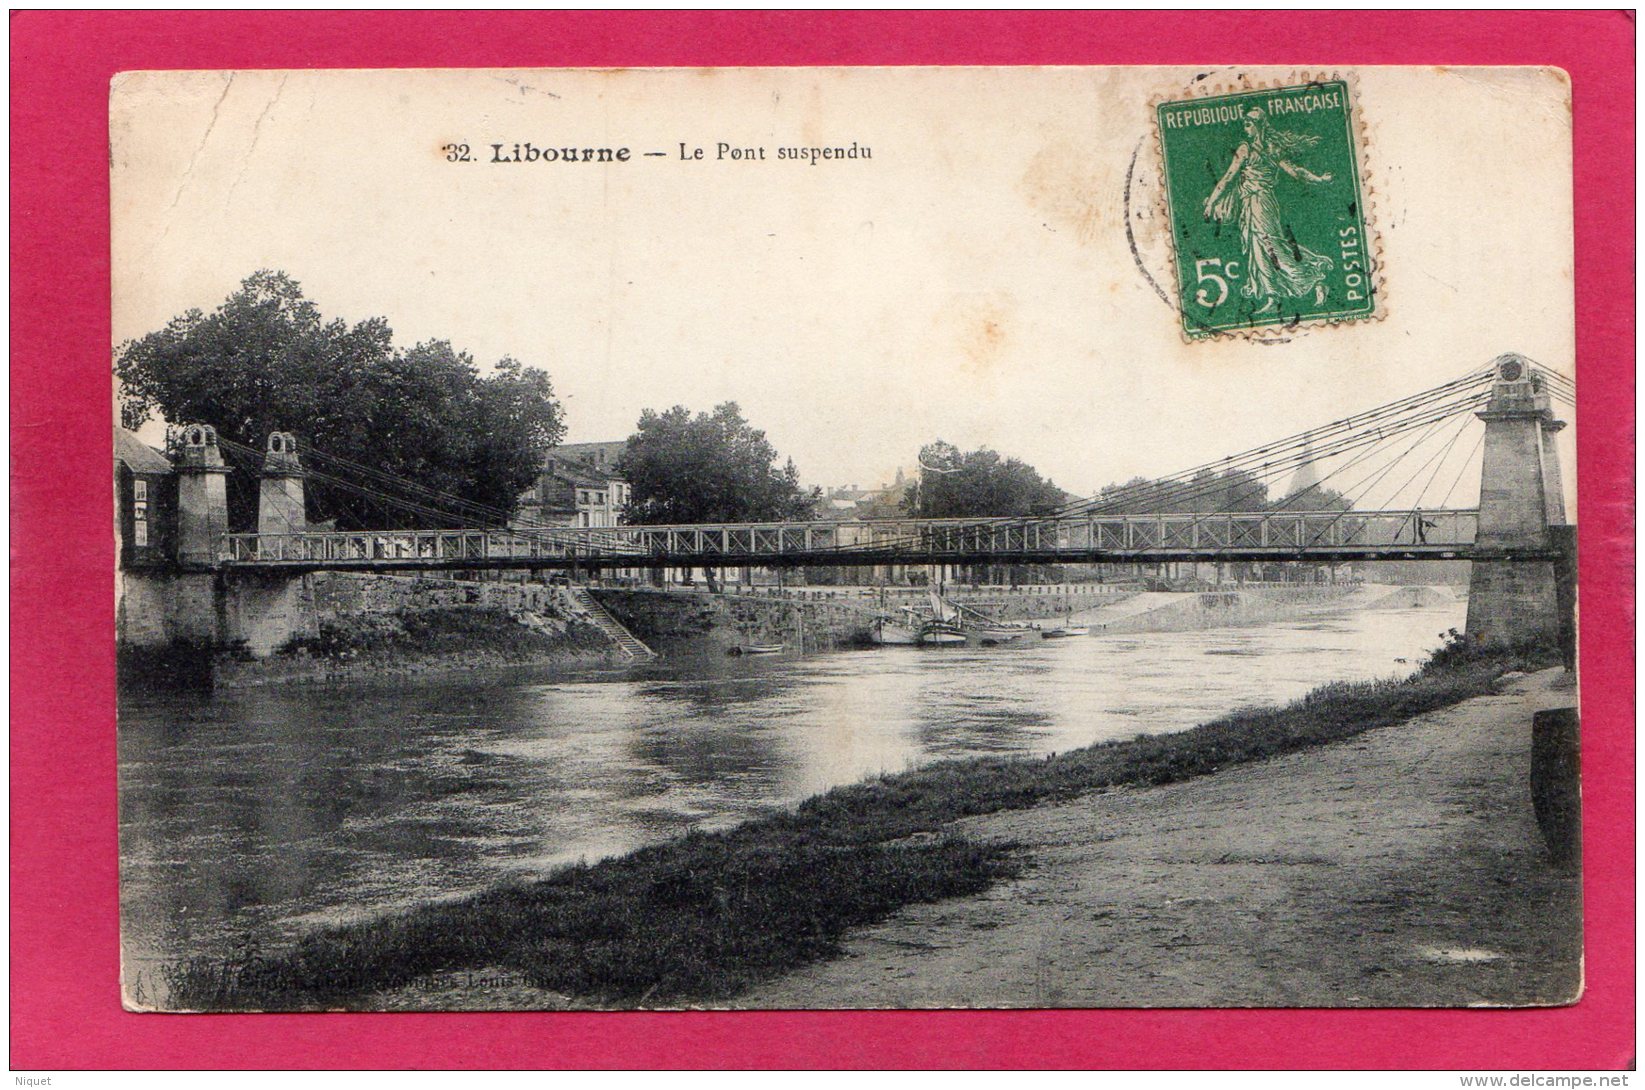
[1086,466,1356,586]
[1278,483,1354,512]
[617,402,820,524]
[902,441,1068,518]
[115,271,565,529]
[1090,468,1351,514]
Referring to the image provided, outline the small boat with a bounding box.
[728,643,785,656]
[869,615,919,646]
[916,587,969,646]
[916,620,968,646]
[1039,625,1090,639]
[1039,604,1091,639]
[953,602,1037,647]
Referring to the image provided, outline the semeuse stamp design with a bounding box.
[1156,78,1377,339]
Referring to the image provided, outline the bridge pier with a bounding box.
[1465,355,1570,647]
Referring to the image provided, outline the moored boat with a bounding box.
[917,587,970,645]
[953,601,1037,647]
[868,616,919,646]
[1039,604,1091,638]
[916,619,968,646]
[728,643,785,656]
[1039,624,1090,639]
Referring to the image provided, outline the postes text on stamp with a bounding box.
[1156,79,1376,339]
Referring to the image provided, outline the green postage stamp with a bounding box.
[1156,78,1378,339]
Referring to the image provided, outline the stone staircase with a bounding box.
[565,585,656,661]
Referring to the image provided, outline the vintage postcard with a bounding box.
[111,66,1580,1012]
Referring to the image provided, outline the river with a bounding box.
[118,593,1465,998]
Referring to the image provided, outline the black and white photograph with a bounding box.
[110,65,1582,1012]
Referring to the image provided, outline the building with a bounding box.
[512,442,633,529]
[115,426,175,569]
[550,440,628,474]
[822,485,870,517]
[821,468,912,520]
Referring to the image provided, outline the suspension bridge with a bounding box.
[217,507,1488,571]
[134,354,1574,648]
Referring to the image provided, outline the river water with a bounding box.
[118,594,1464,992]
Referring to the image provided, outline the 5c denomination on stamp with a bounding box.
[1156,77,1379,340]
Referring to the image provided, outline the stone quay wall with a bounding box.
[118,570,598,658]
[592,588,874,652]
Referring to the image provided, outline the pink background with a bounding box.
[10,11,1634,1070]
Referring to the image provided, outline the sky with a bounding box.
[110,66,1576,503]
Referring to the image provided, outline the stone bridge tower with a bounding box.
[258,432,307,536]
[1465,354,1571,647]
[173,424,229,570]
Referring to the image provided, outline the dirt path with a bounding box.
[747,669,1581,1009]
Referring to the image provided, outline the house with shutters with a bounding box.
[114,426,175,569]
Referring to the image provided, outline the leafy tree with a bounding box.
[115,271,565,529]
[1090,468,1351,514]
[1180,467,1269,514]
[902,441,1068,518]
[1088,475,1177,514]
[1277,483,1354,512]
[617,402,820,524]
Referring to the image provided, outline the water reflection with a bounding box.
[120,598,1466,983]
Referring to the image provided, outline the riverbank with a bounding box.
[151,637,1557,1011]
[750,666,1580,1008]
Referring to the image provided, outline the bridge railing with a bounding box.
[218,508,1478,567]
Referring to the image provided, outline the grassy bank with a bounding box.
[166,639,1555,1010]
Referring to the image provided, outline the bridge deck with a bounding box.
[218,508,1493,572]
